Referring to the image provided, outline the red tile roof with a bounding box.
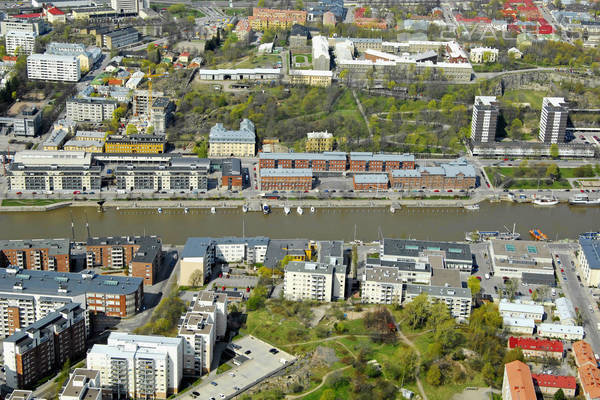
[47,6,65,15]
[579,363,600,399]
[532,374,576,390]
[504,361,537,400]
[508,336,563,353]
[573,340,597,368]
[13,12,42,18]
[3,56,17,62]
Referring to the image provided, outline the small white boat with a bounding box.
[310,206,315,213]
[263,203,270,214]
[210,207,216,214]
[296,206,303,215]
[569,194,600,205]
[390,206,395,213]
[242,204,248,213]
[284,206,291,215]
[157,207,163,214]
[464,204,480,211]
[533,197,559,206]
[184,208,189,214]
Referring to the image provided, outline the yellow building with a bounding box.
[248,7,307,30]
[305,131,335,152]
[63,139,104,153]
[288,69,333,87]
[105,134,166,154]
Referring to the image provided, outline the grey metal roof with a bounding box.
[405,284,471,298]
[0,267,142,296]
[259,152,347,161]
[382,238,472,262]
[75,131,106,140]
[367,258,431,273]
[4,303,83,343]
[285,261,335,274]
[353,174,388,184]
[86,236,161,264]
[264,239,310,269]
[209,119,255,143]
[317,240,343,264]
[181,237,214,259]
[222,158,241,176]
[580,238,600,270]
[260,168,312,177]
[67,97,117,105]
[350,152,415,162]
[0,238,70,256]
[43,128,69,147]
[104,27,138,38]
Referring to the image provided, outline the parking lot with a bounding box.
[179,335,296,400]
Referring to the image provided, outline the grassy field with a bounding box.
[505,179,571,189]
[1,199,67,207]
[502,89,549,109]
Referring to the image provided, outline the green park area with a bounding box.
[236,284,511,400]
[1,199,67,207]
[485,163,600,190]
[502,89,548,110]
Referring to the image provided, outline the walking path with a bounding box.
[352,89,372,138]
[285,365,352,400]
[395,323,429,400]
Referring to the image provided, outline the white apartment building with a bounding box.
[578,238,600,287]
[539,97,568,143]
[284,261,347,302]
[194,291,227,339]
[499,300,545,321]
[404,284,472,321]
[537,323,584,341]
[87,333,183,400]
[361,258,431,305]
[312,35,330,71]
[471,96,499,143]
[27,54,81,82]
[110,0,138,13]
[469,47,498,63]
[59,369,102,400]
[489,240,554,281]
[6,31,37,56]
[66,98,117,122]
[503,317,535,335]
[208,119,256,158]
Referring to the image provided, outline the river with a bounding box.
[1,202,598,244]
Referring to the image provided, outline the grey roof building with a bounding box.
[381,238,472,270]
[209,119,255,144]
[264,239,310,269]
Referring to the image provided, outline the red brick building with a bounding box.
[259,152,347,172]
[508,336,564,360]
[531,374,576,398]
[348,152,415,172]
[3,303,86,389]
[85,236,162,285]
[221,158,243,190]
[0,239,71,272]
[389,160,476,190]
[260,168,312,191]
[353,174,389,191]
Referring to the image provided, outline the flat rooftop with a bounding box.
[0,238,70,255]
[5,101,44,117]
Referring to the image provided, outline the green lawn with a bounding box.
[1,199,67,207]
[216,363,232,374]
[502,89,549,109]
[486,166,598,179]
[505,179,571,189]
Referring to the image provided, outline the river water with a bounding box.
[1,203,598,244]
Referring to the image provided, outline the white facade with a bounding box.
[27,53,80,82]
[6,31,37,56]
[499,300,545,321]
[284,261,346,302]
[66,98,117,122]
[537,323,584,341]
[404,285,472,321]
[555,297,576,325]
[59,369,102,400]
[110,0,138,13]
[503,317,535,335]
[471,96,498,143]
[87,333,183,399]
[194,291,228,339]
[539,97,568,143]
[469,47,498,63]
[312,35,330,71]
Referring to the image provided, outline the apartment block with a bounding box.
[389,159,476,190]
[179,237,269,286]
[96,27,139,49]
[578,238,600,287]
[284,260,347,302]
[87,333,183,399]
[537,323,584,341]
[260,168,313,191]
[507,336,563,360]
[362,258,432,304]
[42,126,69,151]
[85,236,162,285]
[0,239,71,272]
[539,97,568,143]
[27,54,80,82]
[248,7,307,30]
[305,131,334,152]
[404,284,472,320]
[59,369,102,400]
[0,267,143,320]
[208,119,256,158]
[66,98,117,122]
[46,42,97,73]
[503,317,535,335]
[499,300,545,321]
[6,31,37,55]
[3,303,86,389]
[1,18,49,35]
[502,361,536,400]
[6,390,36,400]
[110,0,138,14]
[380,238,472,270]
[471,96,498,143]
[0,105,42,137]
[353,174,388,191]
[574,340,600,400]
[259,152,347,172]
[312,35,330,70]
[63,140,104,153]
[532,374,576,398]
[221,158,242,190]
[469,47,498,63]
[115,160,209,192]
[105,134,166,154]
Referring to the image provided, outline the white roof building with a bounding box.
[503,317,535,334]
[499,299,545,321]
[537,323,584,340]
[555,297,577,325]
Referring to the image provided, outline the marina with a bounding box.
[1,202,599,243]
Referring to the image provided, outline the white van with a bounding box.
[484,273,490,280]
